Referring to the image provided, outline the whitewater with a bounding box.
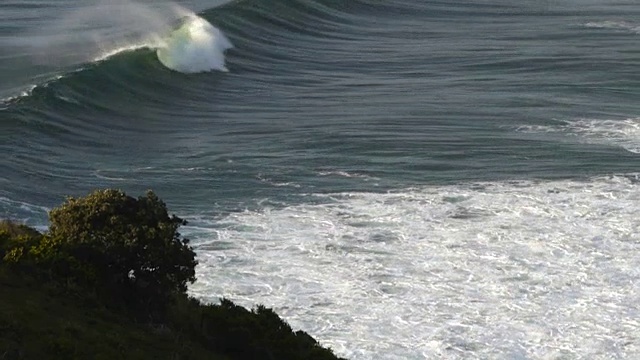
[187,175,640,359]
[96,14,233,73]
[156,16,232,73]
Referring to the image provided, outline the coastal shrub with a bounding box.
[0,220,42,265]
[0,220,41,238]
[191,298,339,360]
[45,335,76,359]
[36,189,197,316]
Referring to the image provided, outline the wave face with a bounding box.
[2,0,640,358]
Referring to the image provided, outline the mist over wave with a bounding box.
[0,0,233,105]
[6,0,231,82]
[23,0,184,65]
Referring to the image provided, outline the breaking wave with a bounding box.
[157,15,233,73]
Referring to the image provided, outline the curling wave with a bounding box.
[157,16,233,73]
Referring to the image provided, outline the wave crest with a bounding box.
[157,16,233,73]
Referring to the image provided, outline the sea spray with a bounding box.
[22,0,231,72]
[156,16,233,73]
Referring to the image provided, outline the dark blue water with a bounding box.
[2,1,640,358]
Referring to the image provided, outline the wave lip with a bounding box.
[157,16,233,73]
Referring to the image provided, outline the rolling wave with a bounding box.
[1,0,354,109]
[2,0,639,190]
[1,14,232,105]
[5,0,636,112]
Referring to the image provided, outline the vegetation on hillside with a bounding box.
[0,190,346,360]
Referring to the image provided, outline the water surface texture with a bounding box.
[1,0,640,358]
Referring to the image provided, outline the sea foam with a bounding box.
[156,16,233,73]
[519,118,640,154]
[584,21,640,34]
[185,175,640,359]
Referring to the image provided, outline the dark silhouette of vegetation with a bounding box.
[3,190,197,319]
[0,190,346,360]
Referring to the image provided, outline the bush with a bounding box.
[37,189,197,316]
[189,298,339,360]
[0,220,41,238]
[0,220,42,265]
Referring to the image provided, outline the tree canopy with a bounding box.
[5,189,197,316]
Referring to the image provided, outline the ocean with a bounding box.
[1,0,640,358]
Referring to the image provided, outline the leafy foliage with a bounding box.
[0,220,42,264]
[144,292,343,360]
[42,189,197,315]
[1,190,197,317]
[191,299,340,360]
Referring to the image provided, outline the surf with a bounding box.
[156,15,233,73]
[25,0,233,74]
[93,13,233,74]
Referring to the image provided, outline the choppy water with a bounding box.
[1,0,640,358]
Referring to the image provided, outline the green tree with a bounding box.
[41,189,197,315]
[0,220,42,264]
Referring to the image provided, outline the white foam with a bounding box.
[186,175,640,359]
[519,118,640,153]
[583,21,640,34]
[1,76,66,109]
[318,171,380,181]
[156,16,232,73]
[94,42,156,62]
